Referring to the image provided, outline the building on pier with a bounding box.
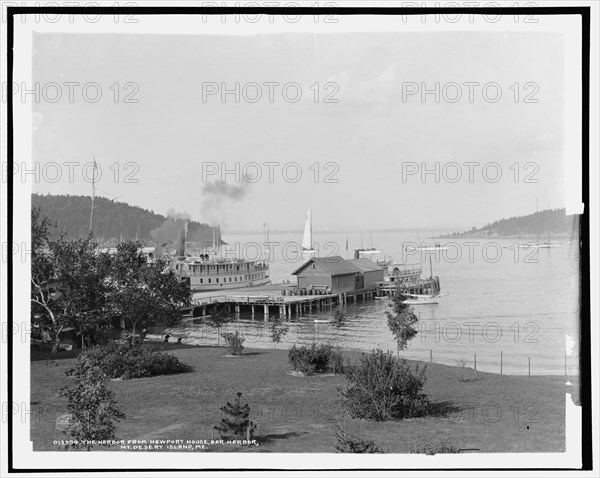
[348,258,385,289]
[291,256,360,293]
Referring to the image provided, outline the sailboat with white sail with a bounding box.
[263,222,271,254]
[301,208,316,258]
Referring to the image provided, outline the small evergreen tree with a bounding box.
[331,307,347,329]
[386,291,419,357]
[334,422,383,453]
[208,304,233,346]
[214,392,256,441]
[330,307,347,344]
[269,316,288,349]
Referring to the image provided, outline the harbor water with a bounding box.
[168,230,580,376]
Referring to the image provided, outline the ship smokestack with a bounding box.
[176,222,187,258]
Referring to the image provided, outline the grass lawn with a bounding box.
[30,344,570,453]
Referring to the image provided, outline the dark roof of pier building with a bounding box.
[291,256,359,276]
[348,258,385,273]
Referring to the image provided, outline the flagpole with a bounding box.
[89,155,96,233]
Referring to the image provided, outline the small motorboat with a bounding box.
[407,292,449,299]
[403,296,441,305]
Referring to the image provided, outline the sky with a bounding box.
[32,30,565,233]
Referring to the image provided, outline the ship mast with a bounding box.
[536,196,539,243]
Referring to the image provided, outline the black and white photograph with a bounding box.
[1,2,597,476]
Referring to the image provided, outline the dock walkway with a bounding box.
[184,285,378,320]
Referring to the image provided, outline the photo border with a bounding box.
[4,4,592,474]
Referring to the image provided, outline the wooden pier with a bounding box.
[183,286,378,320]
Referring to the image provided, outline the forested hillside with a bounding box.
[32,194,221,245]
[442,208,578,239]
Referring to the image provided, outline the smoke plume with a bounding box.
[201,176,252,226]
[150,210,189,246]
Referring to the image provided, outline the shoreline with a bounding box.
[434,232,575,240]
[32,339,574,378]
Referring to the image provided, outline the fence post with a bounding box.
[474,353,477,371]
[430,350,433,363]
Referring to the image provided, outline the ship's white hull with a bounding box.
[407,292,449,299]
[189,277,271,292]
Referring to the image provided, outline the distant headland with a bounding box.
[436,208,578,240]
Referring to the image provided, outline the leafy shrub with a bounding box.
[341,349,428,421]
[410,438,461,455]
[70,341,193,380]
[214,392,256,441]
[222,331,245,355]
[60,363,125,450]
[288,343,344,375]
[334,423,383,453]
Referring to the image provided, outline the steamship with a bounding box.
[171,225,270,292]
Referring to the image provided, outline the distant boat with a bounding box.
[407,292,449,299]
[402,296,440,305]
[404,242,448,252]
[518,241,562,249]
[353,247,392,267]
[302,208,315,257]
